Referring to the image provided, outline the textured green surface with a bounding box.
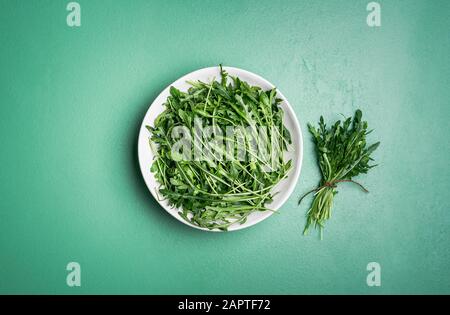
[0,0,449,294]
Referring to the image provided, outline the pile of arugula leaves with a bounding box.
[147,67,292,230]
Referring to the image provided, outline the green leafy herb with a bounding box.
[299,110,380,239]
[147,66,292,230]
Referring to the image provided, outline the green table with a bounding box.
[1,0,449,294]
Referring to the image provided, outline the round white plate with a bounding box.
[138,66,303,231]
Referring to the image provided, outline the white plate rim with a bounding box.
[137,66,303,232]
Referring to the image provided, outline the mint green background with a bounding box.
[1,0,449,294]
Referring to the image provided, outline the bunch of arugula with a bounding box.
[299,110,380,239]
[147,67,292,230]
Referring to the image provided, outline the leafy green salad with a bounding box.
[146,67,292,230]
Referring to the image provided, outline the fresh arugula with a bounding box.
[147,66,292,230]
[299,110,380,239]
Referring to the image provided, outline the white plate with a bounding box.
[138,66,303,231]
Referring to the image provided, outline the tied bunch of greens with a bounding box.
[147,67,292,230]
[299,110,380,239]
